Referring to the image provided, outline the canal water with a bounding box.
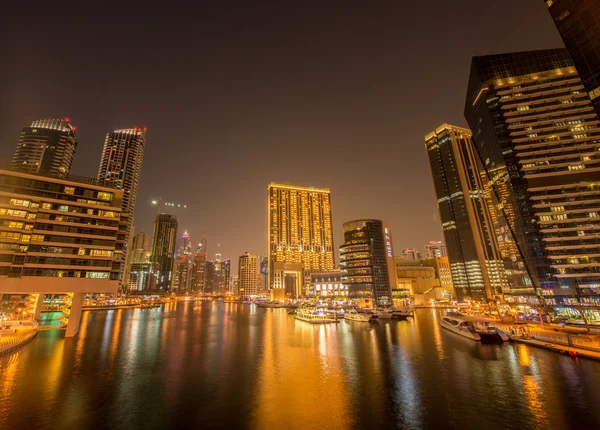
[1,303,600,429]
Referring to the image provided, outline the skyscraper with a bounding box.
[172,256,190,290]
[339,219,396,308]
[545,0,600,118]
[238,252,260,297]
[97,128,146,217]
[219,259,231,293]
[11,118,78,179]
[131,231,149,263]
[191,252,206,292]
[180,230,192,256]
[424,241,447,258]
[464,49,600,303]
[151,214,178,290]
[268,182,335,299]
[425,124,509,300]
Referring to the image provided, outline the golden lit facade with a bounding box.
[268,183,334,298]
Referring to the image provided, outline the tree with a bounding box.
[0,300,16,318]
[573,305,591,334]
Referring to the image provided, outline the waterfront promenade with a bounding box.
[0,320,38,355]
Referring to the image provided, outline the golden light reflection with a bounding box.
[522,375,549,428]
[253,311,351,429]
[518,344,531,367]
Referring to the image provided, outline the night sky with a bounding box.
[1,1,563,269]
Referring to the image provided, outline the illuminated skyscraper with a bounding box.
[11,118,78,179]
[238,252,260,297]
[425,124,508,300]
[465,49,600,303]
[180,230,192,256]
[151,214,178,290]
[97,128,146,217]
[172,255,190,290]
[268,183,335,299]
[339,219,396,308]
[191,252,206,292]
[545,0,600,118]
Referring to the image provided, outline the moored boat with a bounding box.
[344,310,372,323]
[294,308,338,324]
[440,316,481,341]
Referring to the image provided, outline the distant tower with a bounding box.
[131,231,149,263]
[11,118,78,178]
[238,252,260,297]
[181,230,191,256]
[151,214,178,290]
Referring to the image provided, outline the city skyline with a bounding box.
[0,1,565,271]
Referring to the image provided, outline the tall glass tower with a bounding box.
[151,214,178,290]
[464,48,600,304]
[425,124,509,300]
[11,118,78,179]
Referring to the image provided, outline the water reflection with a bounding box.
[1,305,600,429]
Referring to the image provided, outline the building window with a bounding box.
[64,186,75,195]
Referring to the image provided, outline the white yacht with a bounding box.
[344,310,372,323]
[441,315,509,342]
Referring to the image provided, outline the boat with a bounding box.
[375,309,395,319]
[441,315,509,342]
[440,316,481,341]
[294,308,338,324]
[344,310,372,323]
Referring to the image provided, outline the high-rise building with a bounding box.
[179,230,192,256]
[230,275,239,295]
[268,183,335,299]
[172,255,190,290]
[425,124,509,300]
[0,169,124,336]
[131,231,149,263]
[204,261,217,294]
[238,252,260,297]
[464,49,600,303]
[127,262,155,291]
[260,256,268,292]
[219,259,231,293]
[191,252,206,292]
[339,219,396,308]
[97,128,146,217]
[151,214,178,290]
[11,118,78,179]
[545,0,600,118]
[424,240,447,258]
[402,248,422,261]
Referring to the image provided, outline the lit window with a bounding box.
[97,192,113,201]
[64,186,75,195]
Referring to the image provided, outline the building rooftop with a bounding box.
[268,182,330,193]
